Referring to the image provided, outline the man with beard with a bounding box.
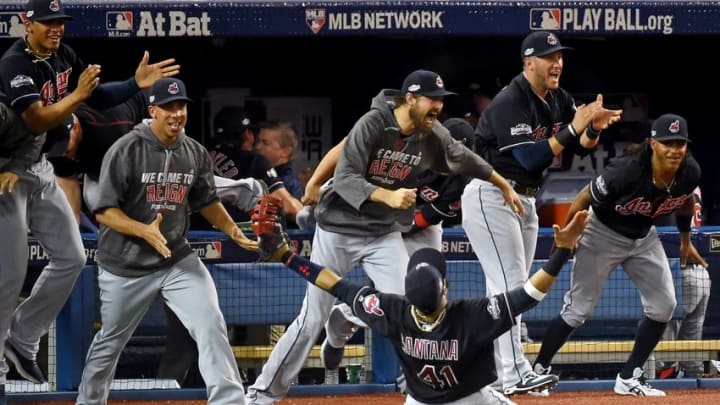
[246,69,524,404]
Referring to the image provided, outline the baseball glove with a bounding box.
[251,195,292,262]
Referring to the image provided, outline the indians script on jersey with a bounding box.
[615,195,690,218]
[368,147,422,185]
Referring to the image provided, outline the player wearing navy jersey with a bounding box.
[461,31,623,395]
[209,107,303,224]
[403,118,474,255]
[532,113,707,397]
[252,199,589,404]
[246,69,523,404]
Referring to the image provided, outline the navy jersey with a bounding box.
[76,91,148,180]
[0,39,83,113]
[209,145,284,194]
[345,285,515,403]
[589,149,701,239]
[475,73,577,188]
[415,170,469,227]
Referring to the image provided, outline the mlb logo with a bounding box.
[106,11,133,31]
[529,8,561,30]
[0,12,26,38]
[305,8,326,34]
[191,241,223,259]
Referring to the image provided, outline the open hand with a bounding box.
[553,210,589,249]
[142,213,170,258]
[0,171,19,194]
[134,51,181,89]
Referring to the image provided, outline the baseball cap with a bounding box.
[214,106,255,136]
[25,0,73,22]
[405,248,447,314]
[651,113,692,143]
[401,70,457,97]
[443,117,475,148]
[148,78,192,106]
[521,31,572,59]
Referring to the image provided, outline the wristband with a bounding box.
[523,281,547,301]
[543,247,573,277]
[567,124,578,137]
[285,253,323,284]
[586,124,601,140]
[554,127,575,147]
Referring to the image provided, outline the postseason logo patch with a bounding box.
[305,8,326,34]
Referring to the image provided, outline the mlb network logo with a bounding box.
[305,8,326,34]
[0,12,26,38]
[529,8,561,30]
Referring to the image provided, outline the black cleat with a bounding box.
[320,339,345,371]
[503,371,558,396]
[5,342,47,384]
[0,384,6,405]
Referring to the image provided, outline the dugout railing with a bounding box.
[19,226,720,394]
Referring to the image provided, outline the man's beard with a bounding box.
[408,105,434,135]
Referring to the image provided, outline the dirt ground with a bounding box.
[15,389,720,404]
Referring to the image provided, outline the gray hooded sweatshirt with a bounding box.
[315,89,493,236]
[95,119,217,277]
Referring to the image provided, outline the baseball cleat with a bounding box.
[503,371,558,396]
[614,367,666,396]
[4,342,47,384]
[320,339,345,371]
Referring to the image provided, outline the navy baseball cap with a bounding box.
[25,0,73,22]
[521,31,572,59]
[651,113,692,143]
[405,248,447,314]
[443,117,475,148]
[214,106,256,136]
[149,78,192,106]
[401,70,457,97]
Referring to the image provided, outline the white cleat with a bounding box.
[614,367,666,396]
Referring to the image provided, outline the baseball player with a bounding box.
[246,69,524,404]
[250,198,590,404]
[74,92,264,216]
[300,117,475,255]
[75,78,256,405]
[532,113,706,396]
[209,108,303,223]
[659,187,710,378]
[0,101,52,404]
[0,0,180,223]
[461,31,623,395]
[70,91,264,388]
[403,117,474,256]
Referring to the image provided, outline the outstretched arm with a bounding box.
[505,210,589,316]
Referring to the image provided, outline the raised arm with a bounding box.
[505,210,589,316]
